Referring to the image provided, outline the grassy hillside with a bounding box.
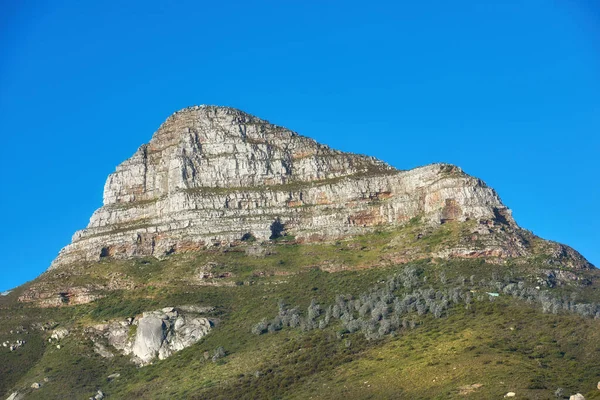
[1,226,599,399]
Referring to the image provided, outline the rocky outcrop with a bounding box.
[18,285,103,307]
[18,272,135,307]
[92,306,212,365]
[50,328,69,340]
[2,339,25,352]
[49,106,523,269]
[5,392,23,400]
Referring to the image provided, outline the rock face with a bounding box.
[133,313,166,363]
[17,285,102,307]
[5,392,23,400]
[50,105,522,269]
[50,328,69,340]
[94,306,212,365]
[135,309,212,363]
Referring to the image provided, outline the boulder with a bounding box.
[51,327,69,340]
[94,342,114,358]
[570,394,585,400]
[90,306,214,365]
[168,315,212,353]
[132,315,166,363]
[120,307,213,365]
[107,323,132,354]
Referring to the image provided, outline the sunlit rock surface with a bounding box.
[50,106,517,269]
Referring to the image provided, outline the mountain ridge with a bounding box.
[45,105,592,275]
[2,106,599,400]
[49,105,532,269]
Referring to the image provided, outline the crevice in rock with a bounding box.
[270,218,285,239]
[493,207,511,226]
[100,247,110,258]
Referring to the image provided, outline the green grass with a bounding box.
[2,225,599,399]
[283,300,600,399]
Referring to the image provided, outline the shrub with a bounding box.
[212,346,226,362]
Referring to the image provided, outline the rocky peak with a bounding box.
[104,105,391,205]
[47,105,591,271]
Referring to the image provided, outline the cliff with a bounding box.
[50,105,526,269]
[4,106,599,400]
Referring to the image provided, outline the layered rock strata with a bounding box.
[50,105,521,269]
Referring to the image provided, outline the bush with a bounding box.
[252,319,269,335]
[212,346,226,362]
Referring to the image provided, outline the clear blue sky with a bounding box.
[1,1,599,291]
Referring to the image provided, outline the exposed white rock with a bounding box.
[6,340,25,351]
[570,394,585,400]
[177,305,214,314]
[6,392,23,400]
[133,310,212,364]
[133,314,166,363]
[94,306,212,365]
[51,327,69,340]
[48,106,520,270]
[94,342,114,358]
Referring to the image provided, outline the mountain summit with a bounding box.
[3,106,599,400]
[49,105,590,271]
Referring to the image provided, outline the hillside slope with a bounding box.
[1,107,598,400]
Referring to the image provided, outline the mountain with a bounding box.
[51,105,515,268]
[1,106,599,400]
[48,105,590,271]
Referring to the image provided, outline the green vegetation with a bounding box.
[1,226,599,399]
